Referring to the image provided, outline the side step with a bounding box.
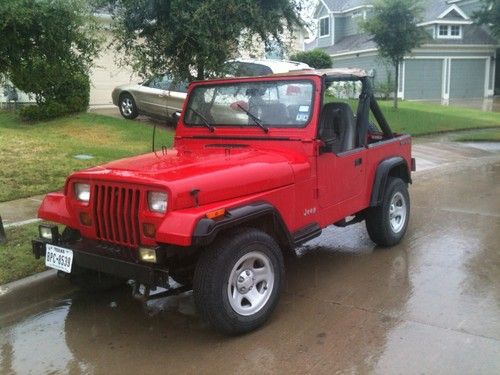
[292,223,322,246]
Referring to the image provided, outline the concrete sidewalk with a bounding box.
[0,194,44,228]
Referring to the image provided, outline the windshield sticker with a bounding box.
[299,105,309,112]
[296,113,309,122]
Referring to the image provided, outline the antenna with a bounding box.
[152,123,156,152]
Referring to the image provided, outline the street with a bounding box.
[1,155,499,375]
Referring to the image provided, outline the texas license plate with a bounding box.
[45,244,73,273]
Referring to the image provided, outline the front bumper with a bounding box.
[32,238,169,287]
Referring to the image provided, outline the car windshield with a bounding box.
[184,80,314,128]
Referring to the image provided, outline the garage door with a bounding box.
[449,59,486,99]
[404,59,443,100]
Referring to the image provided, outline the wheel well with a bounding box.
[370,158,411,207]
[119,91,132,101]
[388,163,411,184]
[215,214,293,254]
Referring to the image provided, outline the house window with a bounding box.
[439,25,448,36]
[319,16,330,37]
[450,25,460,36]
[437,24,462,39]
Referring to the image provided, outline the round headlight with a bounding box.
[148,191,167,213]
[74,183,91,202]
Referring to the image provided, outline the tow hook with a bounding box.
[132,281,192,302]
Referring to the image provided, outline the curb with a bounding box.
[0,270,75,322]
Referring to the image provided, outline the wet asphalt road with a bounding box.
[1,157,499,375]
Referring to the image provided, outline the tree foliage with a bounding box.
[0,0,101,118]
[290,49,333,69]
[362,0,427,108]
[111,0,303,81]
[473,0,500,39]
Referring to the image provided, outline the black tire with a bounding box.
[366,177,410,247]
[68,265,127,292]
[118,93,139,119]
[193,228,284,335]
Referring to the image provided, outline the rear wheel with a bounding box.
[193,228,284,335]
[119,93,138,119]
[366,177,410,247]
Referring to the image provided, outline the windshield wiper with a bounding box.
[237,104,268,133]
[187,107,215,132]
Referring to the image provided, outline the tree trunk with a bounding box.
[393,60,399,109]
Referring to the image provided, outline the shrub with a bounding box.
[20,101,68,121]
[290,49,333,69]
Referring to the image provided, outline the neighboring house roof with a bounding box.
[426,24,497,45]
[315,33,376,54]
[322,0,368,12]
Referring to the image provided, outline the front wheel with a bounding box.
[366,177,410,247]
[118,93,138,119]
[193,228,284,335]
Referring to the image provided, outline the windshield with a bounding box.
[184,80,314,128]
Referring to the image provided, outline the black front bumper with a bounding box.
[32,239,169,287]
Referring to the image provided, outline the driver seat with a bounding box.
[318,102,356,153]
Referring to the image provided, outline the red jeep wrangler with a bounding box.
[33,69,414,334]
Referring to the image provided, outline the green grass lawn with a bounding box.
[0,111,174,202]
[0,223,46,284]
[327,97,500,136]
[454,129,500,142]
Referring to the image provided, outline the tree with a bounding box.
[111,0,302,82]
[473,0,500,39]
[362,0,427,108]
[290,49,333,69]
[0,0,101,119]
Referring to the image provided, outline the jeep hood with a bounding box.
[71,146,301,209]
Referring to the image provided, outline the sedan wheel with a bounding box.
[118,94,138,119]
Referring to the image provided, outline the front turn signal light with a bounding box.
[206,208,226,219]
[143,223,156,238]
[79,212,92,226]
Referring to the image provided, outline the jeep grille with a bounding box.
[92,185,141,247]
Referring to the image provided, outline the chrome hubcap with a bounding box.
[227,251,274,316]
[121,98,133,115]
[389,192,407,233]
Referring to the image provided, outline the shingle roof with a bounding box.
[321,1,470,22]
[322,0,368,12]
[426,25,498,45]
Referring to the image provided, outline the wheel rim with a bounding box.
[227,251,275,316]
[121,98,133,116]
[389,191,407,233]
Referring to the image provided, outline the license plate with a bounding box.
[45,244,73,273]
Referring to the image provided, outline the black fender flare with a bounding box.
[370,156,411,207]
[191,201,293,247]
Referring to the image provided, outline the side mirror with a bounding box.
[172,111,181,122]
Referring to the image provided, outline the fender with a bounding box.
[370,156,411,207]
[192,201,293,247]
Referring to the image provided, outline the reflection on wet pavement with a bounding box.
[1,160,500,374]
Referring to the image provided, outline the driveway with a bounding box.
[1,156,499,374]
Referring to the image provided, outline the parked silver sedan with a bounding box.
[111,59,311,122]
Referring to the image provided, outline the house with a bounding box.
[306,0,498,100]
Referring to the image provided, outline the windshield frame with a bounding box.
[182,78,317,130]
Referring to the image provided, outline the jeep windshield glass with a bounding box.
[184,80,314,128]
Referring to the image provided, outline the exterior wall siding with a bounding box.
[344,15,361,36]
[334,17,346,43]
[332,55,394,87]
